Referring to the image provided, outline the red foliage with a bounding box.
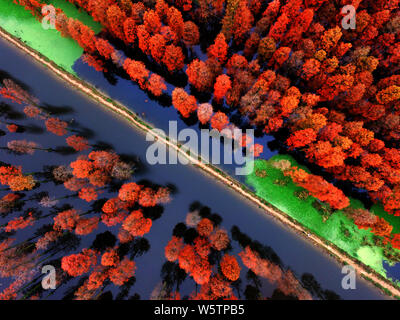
[210,228,230,250]
[45,117,68,136]
[250,144,264,157]
[210,112,229,132]
[146,74,167,97]
[138,187,157,207]
[101,198,129,226]
[176,0,192,11]
[4,212,34,233]
[61,249,97,277]
[122,209,152,237]
[64,177,86,192]
[302,59,321,80]
[23,106,40,118]
[107,5,126,41]
[183,21,199,47]
[209,274,233,298]
[78,187,98,202]
[207,33,228,64]
[285,167,350,210]
[268,13,289,42]
[186,59,213,91]
[194,236,211,258]
[370,217,393,237]
[172,88,197,118]
[226,54,248,76]
[239,246,282,281]
[163,45,185,73]
[66,135,90,151]
[53,209,80,231]
[269,46,291,69]
[108,258,136,286]
[123,18,137,43]
[232,0,253,44]
[87,270,108,290]
[165,236,184,262]
[214,75,231,103]
[178,244,196,273]
[191,257,212,285]
[6,124,18,133]
[0,165,22,185]
[118,182,142,202]
[287,129,317,149]
[123,58,149,89]
[220,254,241,281]
[95,38,114,59]
[197,103,213,124]
[9,0,400,289]
[7,174,35,191]
[75,217,99,235]
[391,234,400,250]
[101,249,120,267]
[149,34,166,64]
[143,9,162,34]
[197,218,214,237]
[318,74,354,101]
[167,7,184,40]
[136,25,151,54]
[70,159,94,179]
[305,141,346,168]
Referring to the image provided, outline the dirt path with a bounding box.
[1,27,399,298]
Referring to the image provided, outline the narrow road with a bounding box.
[1,27,399,298]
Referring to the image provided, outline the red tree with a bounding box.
[123,58,149,89]
[163,45,185,73]
[210,112,229,132]
[287,129,317,149]
[197,103,213,124]
[186,59,213,91]
[172,88,198,118]
[207,33,228,64]
[147,74,167,96]
[61,249,97,277]
[220,254,241,281]
[107,5,126,41]
[122,209,152,237]
[123,18,137,43]
[214,74,231,103]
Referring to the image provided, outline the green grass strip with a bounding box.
[0,0,101,74]
[246,154,400,277]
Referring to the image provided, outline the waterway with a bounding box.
[0,36,386,299]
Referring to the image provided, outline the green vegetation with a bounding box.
[372,203,400,235]
[0,0,101,74]
[246,155,400,278]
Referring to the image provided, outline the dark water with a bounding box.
[72,55,278,183]
[0,37,387,299]
[71,25,400,285]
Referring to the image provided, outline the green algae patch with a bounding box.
[357,246,386,275]
[0,0,101,74]
[246,155,392,278]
